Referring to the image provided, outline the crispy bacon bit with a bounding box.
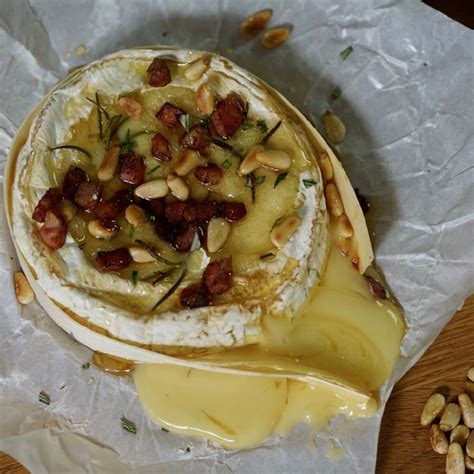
[145,198,166,218]
[39,210,67,249]
[222,201,247,222]
[151,132,172,162]
[366,276,386,300]
[95,189,134,222]
[194,164,223,185]
[62,166,88,200]
[32,187,63,223]
[174,225,197,252]
[211,93,246,138]
[180,284,211,308]
[95,248,132,272]
[203,258,233,295]
[179,125,211,151]
[118,151,145,185]
[156,102,186,129]
[74,181,101,210]
[165,202,188,223]
[183,200,220,223]
[154,217,178,243]
[147,58,171,87]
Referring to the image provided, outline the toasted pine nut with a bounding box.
[459,393,474,429]
[196,82,215,115]
[240,9,272,38]
[59,199,77,221]
[14,272,34,305]
[317,151,333,182]
[468,430,474,458]
[323,111,346,144]
[184,56,211,81]
[97,145,120,182]
[207,217,231,253]
[261,26,292,49]
[129,246,155,263]
[125,204,147,227]
[334,214,353,239]
[450,424,470,446]
[440,403,461,432]
[271,216,301,249]
[447,443,465,474]
[88,219,117,240]
[135,179,168,200]
[174,150,200,176]
[167,175,189,201]
[239,145,263,176]
[325,183,344,217]
[421,393,446,427]
[430,424,448,454]
[118,97,142,118]
[466,453,474,471]
[255,149,291,171]
[466,381,474,399]
[468,367,474,382]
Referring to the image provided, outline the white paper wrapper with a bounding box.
[0,0,473,472]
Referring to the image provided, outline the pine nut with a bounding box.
[118,97,142,118]
[260,26,292,49]
[430,424,448,454]
[323,111,346,144]
[240,9,272,39]
[317,151,333,182]
[207,217,231,253]
[459,393,474,428]
[174,150,200,176]
[440,403,461,432]
[184,56,211,81]
[196,82,215,115]
[466,381,474,399]
[468,367,474,382]
[446,443,465,474]
[134,179,168,200]
[325,183,344,217]
[239,145,263,176]
[59,199,77,221]
[167,175,189,201]
[255,149,291,171]
[14,272,34,305]
[421,393,446,427]
[466,453,474,471]
[270,216,301,249]
[450,424,470,446]
[97,145,120,182]
[468,430,474,458]
[125,204,147,227]
[88,219,117,240]
[129,246,155,263]
[334,214,353,239]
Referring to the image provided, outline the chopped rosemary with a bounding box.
[121,416,137,435]
[121,129,137,154]
[260,252,275,260]
[128,225,135,238]
[85,95,110,122]
[152,270,187,310]
[152,268,178,286]
[95,92,104,140]
[179,114,190,132]
[261,120,282,144]
[185,446,191,453]
[135,240,181,267]
[303,179,317,188]
[190,232,201,251]
[81,362,90,369]
[242,121,254,131]
[212,137,233,151]
[105,114,128,148]
[340,46,353,61]
[274,172,288,188]
[331,86,342,101]
[147,165,161,175]
[161,427,169,433]
[221,159,232,170]
[39,390,50,405]
[256,119,268,134]
[50,145,92,160]
[255,175,266,185]
[131,270,138,287]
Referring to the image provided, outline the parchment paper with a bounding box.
[1,0,473,472]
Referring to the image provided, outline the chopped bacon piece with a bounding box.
[95,189,134,222]
[203,258,233,295]
[147,58,171,87]
[179,125,211,151]
[62,166,88,200]
[39,210,68,250]
[95,248,132,272]
[210,93,246,138]
[145,198,166,218]
[74,181,101,210]
[151,132,172,162]
[165,202,187,223]
[183,200,219,223]
[174,225,197,252]
[194,164,223,185]
[180,284,211,308]
[32,187,63,223]
[156,102,186,129]
[118,151,145,185]
[221,201,247,222]
[154,217,178,243]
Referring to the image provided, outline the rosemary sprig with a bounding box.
[152,270,187,310]
[340,46,353,61]
[131,270,138,287]
[85,95,110,122]
[105,115,128,148]
[135,240,181,267]
[121,416,137,435]
[128,225,135,239]
[39,390,50,405]
[261,120,282,144]
[50,145,92,160]
[121,129,137,154]
[147,165,161,175]
[274,172,288,188]
[302,179,317,188]
[152,268,178,286]
[221,159,232,170]
[212,137,233,151]
[95,92,104,140]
